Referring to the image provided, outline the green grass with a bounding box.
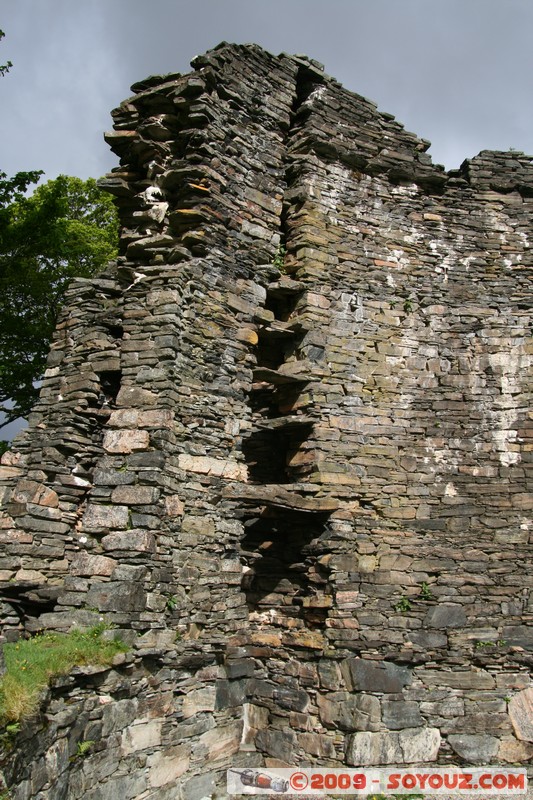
[0,624,128,723]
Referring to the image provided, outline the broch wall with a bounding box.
[0,42,532,799]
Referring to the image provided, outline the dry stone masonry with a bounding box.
[0,42,532,799]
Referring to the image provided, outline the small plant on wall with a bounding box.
[272,244,287,272]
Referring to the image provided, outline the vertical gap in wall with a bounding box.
[96,369,122,408]
[241,508,331,628]
[239,60,331,633]
[242,421,313,484]
[277,61,327,274]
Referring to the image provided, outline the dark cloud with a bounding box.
[1,0,532,180]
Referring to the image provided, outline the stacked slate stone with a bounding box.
[0,42,532,799]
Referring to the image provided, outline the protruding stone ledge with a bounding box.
[265,277,305,296]
[253,361,328,386]
[221,482,338,513]
[254,415,313,431]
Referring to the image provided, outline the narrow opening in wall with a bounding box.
[249,386,279,417]
[249,383,309,418]
[243,420,313,483]
[264,287,303,322]
[97,370,122,407]
[255,329,303,370]
[293,64,326,112]
[0,585,60,630]
[241,508,331,628]
[256,333,289,371]
[105,323,124,339]
[265,293,294,322]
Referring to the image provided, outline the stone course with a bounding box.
[0,42,532,798]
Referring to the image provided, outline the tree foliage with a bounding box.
[0,28,12,77]
[0,30,119,434]
[0,176,119,428]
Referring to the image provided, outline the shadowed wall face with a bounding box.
[0,42,532,799]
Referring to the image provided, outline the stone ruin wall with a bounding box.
[0,42,532,799]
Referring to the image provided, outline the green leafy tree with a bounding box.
[0,176,119,429]
[0,31,118,442]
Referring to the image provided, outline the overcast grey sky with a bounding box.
[2,0,533,184]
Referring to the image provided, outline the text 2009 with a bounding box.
[309,774,366,791]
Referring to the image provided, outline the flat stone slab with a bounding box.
[448,734,499,764]
[255,415,314,431]
[222,483,339,513]
[253,366,313,385]
[346,727,441,766]
[424,603,467,628]
[509,688,533,742]
[344,658,412,693]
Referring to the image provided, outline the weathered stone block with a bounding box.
[299,732,337,758]
[101,530,156,552]
[241,703,269,747]
[273,686,310,712]
[398,727,441,763]
[164,494,184,517]
[318,692,380,731]
[0,466,23,479]
[381,700,423,730]
[178,453,247,480]
[509,688,533,742]
[12,480,59,508]
[502,625,533,649]
[255,728,297,762]
[82,503,129,531]
[112,563,147,582]
[215,679,246,709]
[103,429,150,453]
[111,485,159,504]
[182,686,216,718]
[415,669,495,690]
[410,630,448,648]
[14,568,46,582]
[121,720,162,755]
[236,328,259,344]
[18,515,69,534]
[116,386,158,407]
[498,736,533,762]
[318,658,343,690]
[346,727,440,765]
[282,630,325,649]
[86,581,146,612]
[424,603,467,628]
[28,609,102,632]
[181,515,216,537]
[198,722,242,761]
[226,658,255,679]
[107,408,140,428]
[448,734,499,764]
[182,772,217,800]
[146,745,191,789]
[343,658,412,693]
[71,552,116,576]
[93,467,136,486]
